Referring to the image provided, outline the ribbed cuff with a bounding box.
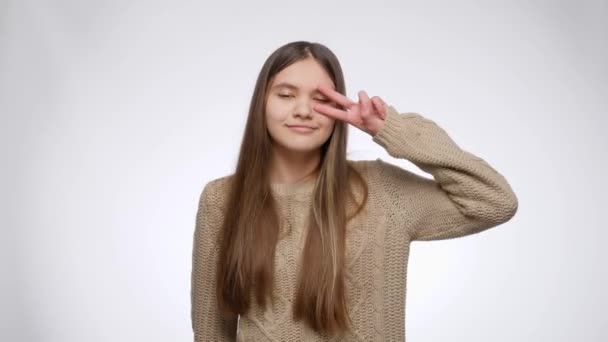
[372,104,422,155]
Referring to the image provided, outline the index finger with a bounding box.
[317,84,356,108]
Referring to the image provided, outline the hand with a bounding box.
[313,84,388,136]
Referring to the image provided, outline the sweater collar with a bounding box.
[270,178,315,196]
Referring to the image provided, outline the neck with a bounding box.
[269,146,321,184]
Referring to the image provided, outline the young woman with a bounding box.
[191,41,518,341]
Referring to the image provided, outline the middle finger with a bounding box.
[317,84,356,109]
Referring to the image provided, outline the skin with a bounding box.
[265,57,388,184]
[314,84,387,137]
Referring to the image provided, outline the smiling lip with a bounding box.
[287,125,316,133]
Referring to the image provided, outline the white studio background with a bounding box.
[1,1,606,341]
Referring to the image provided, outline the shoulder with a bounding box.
[198,174,234,210]
[347,158,412,178]
[347,159,378,177]
[348,158,433,190]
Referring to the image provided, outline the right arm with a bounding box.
[191,182,238,341]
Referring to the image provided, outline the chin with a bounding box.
[287,145,320,153]
[280,141,322,153]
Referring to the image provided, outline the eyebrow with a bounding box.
[271,82,332,93]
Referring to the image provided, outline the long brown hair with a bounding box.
[216,41,368,337]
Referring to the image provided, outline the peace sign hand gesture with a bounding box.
[313,84,388,136]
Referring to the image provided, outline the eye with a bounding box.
[314,98,330,103]
[278,94,293,98]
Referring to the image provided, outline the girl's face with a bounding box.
[265,57,337,154]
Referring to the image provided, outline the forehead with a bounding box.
[270,58,335,91]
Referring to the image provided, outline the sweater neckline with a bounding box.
[270,178,316,196]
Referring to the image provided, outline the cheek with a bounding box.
[318,120,336,140]
[265,100,289,123]
[320,116,336,131]
[265,103,286,138]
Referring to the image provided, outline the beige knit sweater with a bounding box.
[191,105,519,341]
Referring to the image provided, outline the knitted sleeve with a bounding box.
[371,105,518,241]
[191,181,238,341]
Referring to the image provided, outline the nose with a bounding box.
[293,98,313,119]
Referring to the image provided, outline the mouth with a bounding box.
[286,125,316,133]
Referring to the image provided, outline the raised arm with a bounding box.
[191,182,238,341]
[372,105,518,241]
[313,86,518,241]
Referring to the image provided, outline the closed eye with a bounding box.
[277,94,330,103]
